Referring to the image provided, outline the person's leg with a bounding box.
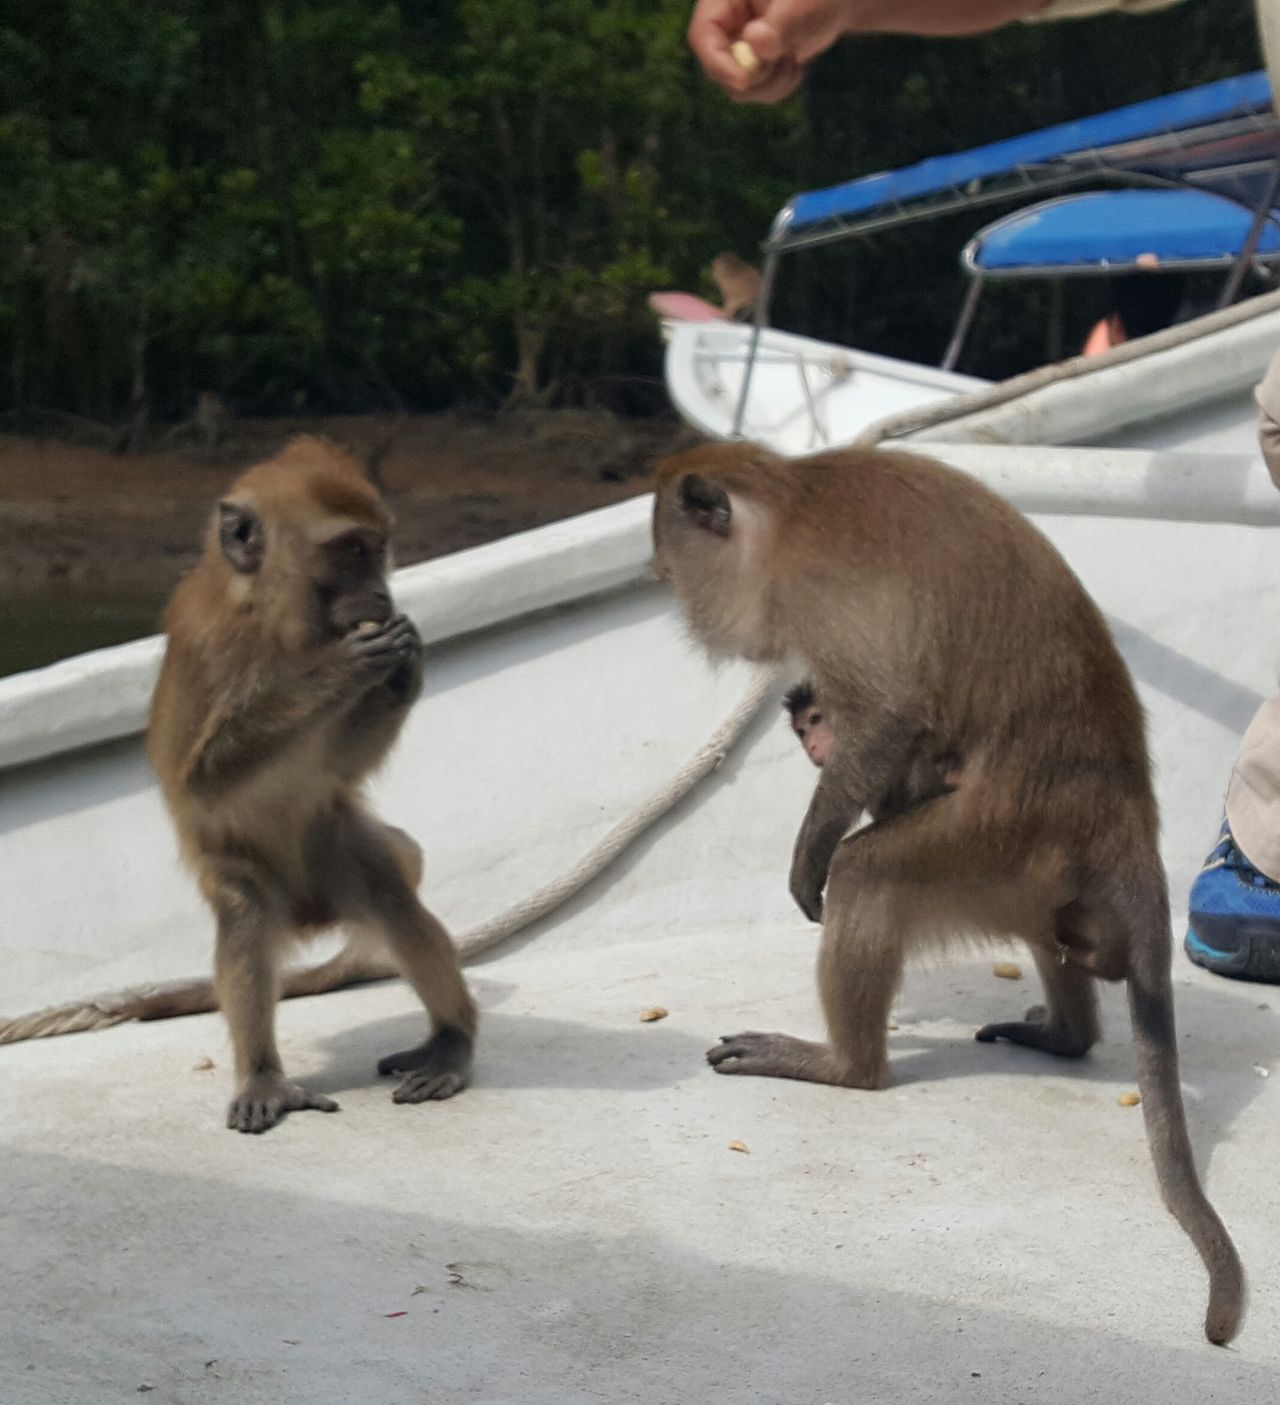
[1255,347,1280,490]
[1186,697,1280,982]
[1185,348,1280,983]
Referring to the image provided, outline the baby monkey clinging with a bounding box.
[651,440,1243,1345]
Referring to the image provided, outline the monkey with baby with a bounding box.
[652,438,1243,1345]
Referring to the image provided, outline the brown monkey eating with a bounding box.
[148,436,477,1134]
[651,440,1244,1344]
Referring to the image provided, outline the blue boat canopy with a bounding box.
[964,189,1280,275]
[777,71,1278,249]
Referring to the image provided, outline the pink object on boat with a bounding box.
[647,291,729,322]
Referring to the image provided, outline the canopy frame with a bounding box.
[940,183,1280,371]
[731,72,1280,435]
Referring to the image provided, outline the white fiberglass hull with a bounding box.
[664,299,1280,457]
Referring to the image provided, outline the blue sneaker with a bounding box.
[1185,820,1280,982]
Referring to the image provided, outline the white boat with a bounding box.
[4,76,1280,1403]
[662,70,1280,457]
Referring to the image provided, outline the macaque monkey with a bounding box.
[710,252,762,321]
[652,442,1243,1344]
[783,680,833,767]
[148,436,477,1133]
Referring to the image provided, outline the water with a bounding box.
[0,588,166,679]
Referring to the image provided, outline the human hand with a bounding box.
[688,1,1052,103]
[688,2,890,103]
[686,0,809,104]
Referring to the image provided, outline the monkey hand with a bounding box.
[380,615,424,697]
[225,1072,339,1134]
[341,613,421,688]
[789,861,825,923]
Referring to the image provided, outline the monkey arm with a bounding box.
[790,767,861,923]
[185,619,422,797]
[331,689,414,781]
[789,712,922,922]
[332,620,424,779]
[183,665,348,798]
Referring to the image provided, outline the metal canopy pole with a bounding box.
[942,275,984,372]
[731,209,792,439]
[1216,160,1280,308]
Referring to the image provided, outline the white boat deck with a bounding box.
[3,444,1280,1398]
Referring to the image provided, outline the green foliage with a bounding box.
[0,0,1263,422]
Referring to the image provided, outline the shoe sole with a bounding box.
[1186,918,1280,983]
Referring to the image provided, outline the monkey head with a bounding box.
[652,443,792,663]
[782,680,831,767]
[210,436,395,643]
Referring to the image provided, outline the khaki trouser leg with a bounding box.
[1226,697,1280,883]
[1219,349,1280,879]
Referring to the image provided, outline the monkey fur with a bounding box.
[710,252,763,321]
[651,440,1244,1345]
[148,436,476,1133]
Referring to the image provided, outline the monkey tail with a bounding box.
[1122,870,1245,1346]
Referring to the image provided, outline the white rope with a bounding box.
[454,666,779,961]
[0,667,780,1045]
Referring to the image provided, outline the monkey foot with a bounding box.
[391,1069,468,1103]
[225,1075,339,1134]
[706,1030,875,1086]
[974,1016,1092,1058]
[707,1030,779,1075]
[377,1027,472,1104]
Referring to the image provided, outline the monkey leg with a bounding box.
[381,822,424,890]
[714,793,1085,1090]
[710,824,917,1090]
[975,941,1100,1058]
[273,824,419,1003]
[339,820,477,1105]
[212,875,339,1134]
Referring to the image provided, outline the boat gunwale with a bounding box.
[0,495,655,774]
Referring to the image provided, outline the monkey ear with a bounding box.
[678,474,732,538]
[218,500,264,574]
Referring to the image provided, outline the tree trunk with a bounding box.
[509,324,547,404]
[114,324,149,453]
